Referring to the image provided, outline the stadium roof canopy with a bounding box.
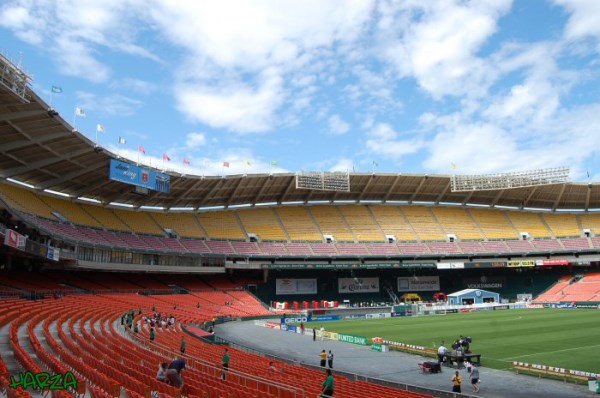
[1,78,600,212]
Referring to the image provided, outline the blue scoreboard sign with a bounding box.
[109,159,170,193]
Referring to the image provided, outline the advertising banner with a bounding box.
[507,260,535,267]
[4,229,26,251]
[276,278,317,295]
[464,261,506,268]
[401,261,437,268]
[262,263,398,269]
[47,247,60,261]
[338,277,380,293]
[337,333,368,346]
[535,259,569,267]
[397,276,440,292]
[463,276,506,289]
[109,159,170,193]
[436,262,465,269]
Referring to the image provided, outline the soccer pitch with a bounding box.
[314,308,600,373]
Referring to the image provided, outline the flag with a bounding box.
[245,160,252,166]
[271,160,278,166]
[118,136,126,145]
[223,161,230,168]
[96,124,105,133]
[183,158,191,165]
[75,107,86,117]
[163,153,171,161]
[451,162,457,170]
[51,85,63,93]
[372,160,378,167]
[138,145,145,154]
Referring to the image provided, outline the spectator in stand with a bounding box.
[327,350,334,369]
[149,327,155,342]
[321,369,334,397]
[269,361,284,373]
[221,348,230,380]
[180,336,186,354]
[319,349,327,367]
[166,357,186,389]
[156,362,167,382]
[133,322,139,333]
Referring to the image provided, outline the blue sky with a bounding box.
[1,0,599,180]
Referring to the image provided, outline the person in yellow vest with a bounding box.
[319,349,327,367]
[451,370,462,393]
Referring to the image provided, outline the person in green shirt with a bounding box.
[321,369,334,397]
[133,323,139,333]
[180,336,186,354]
[149,327,155,342]
[221,348,230,380]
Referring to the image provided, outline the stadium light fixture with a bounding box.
[169,207,195,211]
[43,189,70,198]
[6,178,35,189]
[451,167,569,192]
[139,206,165,211]
[109,202,135,208]
[77,196,101,204]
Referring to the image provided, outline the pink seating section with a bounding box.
[0,294,433,398]
[33,218,597,257]
[535,273,600,302]
[0,272,259,295]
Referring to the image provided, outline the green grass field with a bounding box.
[312,309,600,373]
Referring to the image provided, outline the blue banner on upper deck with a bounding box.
[109,159,170,193]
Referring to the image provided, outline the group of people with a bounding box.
[156,357,186,389]
[319,349,334,368]
[450,366,480,393]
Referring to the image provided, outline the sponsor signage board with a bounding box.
[275,279,317,295]
[401,262,436,268]
[337,333,368,346]
[397,276,440,292]
[535,259,570,267]
[338,277,380,293]
[464,261,506,268]
[4,229,26,251]
[262,263,399,269]
[463,276,506,289]
[109,159,170,193]
[437,262,465,269]
[507,260,535,267]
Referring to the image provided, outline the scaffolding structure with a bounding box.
[296,171,350,192]
[451,167,570,192]
[0,51,31,103]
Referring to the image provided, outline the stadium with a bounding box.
[9,0,600,393]
[0,49,599,398]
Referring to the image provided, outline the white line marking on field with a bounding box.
[500,343,600,361]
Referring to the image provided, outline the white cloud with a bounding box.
[330,158,355,172]
[554,0,600,42]
[176,72,283,134]
[77,91,142,116]
[328,114,351,135]
[365,123,423,159]
[379,0,511,98]
[185,132,206,149]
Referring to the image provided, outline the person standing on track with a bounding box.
[451,370,462,393]
[470,365,480,393]
[327,350,334,369]
[319,349,327,367]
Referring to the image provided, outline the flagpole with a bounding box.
[49,91,54,108]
